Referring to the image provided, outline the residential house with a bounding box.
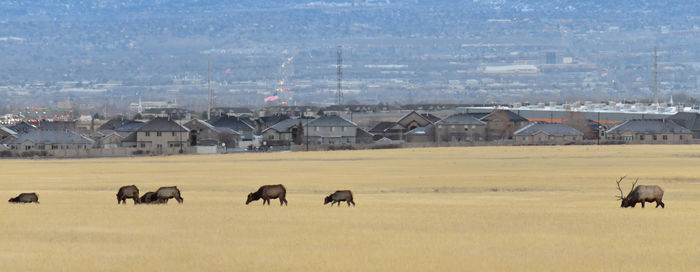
[605,119,692,144]
[368,111,437,141]
[183,119,240,148]
[5,130,94,151]
[211,107,255,117]
[434,113,486,143]
[514,123,584,145]
[208,115,256,146]
[115,121,146,148]
[405,126,434,143]
[668,112,700,139]
[7,121,37,134]
[135,117,189,153]
[480,109,529,141]
[306,115,370,145]
[261,118,309,149]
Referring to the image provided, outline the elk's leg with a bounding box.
[350,200,355,206]
[641,202,645,208]
[657,200,665,208]
[279,198,284,206]
[347,201,351,207]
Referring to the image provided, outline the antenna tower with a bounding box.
[336,45,343,105]
[207,54,212,120]
[653,46,658,104]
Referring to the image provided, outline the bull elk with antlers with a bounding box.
[615,176,665,208]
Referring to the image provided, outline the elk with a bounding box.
[615,176,665,208]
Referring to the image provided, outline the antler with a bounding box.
[629,178,638,194]
[615,176,626,200]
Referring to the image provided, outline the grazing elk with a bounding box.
[154,186,183,204]
[139,192,158,204]
[8,193,39,204]
[324,190,355,207]
[117,185,140,204]
[246,184,287,206]
[615,176,665,208]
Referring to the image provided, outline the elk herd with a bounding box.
[7,177,663,208]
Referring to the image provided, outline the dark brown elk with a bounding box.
[8,193,39,204]
[117,185,140,204]
[324,190,355,207]
[615,176,665,208]
[246,184,287,206]
[154,186,183,204]
[139,192,158,204]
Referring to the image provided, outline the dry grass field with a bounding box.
[2,145,700,271]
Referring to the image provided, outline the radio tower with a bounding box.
[653,46,658,105]
[336,45,343,105]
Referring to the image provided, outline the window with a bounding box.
[157,132,162,137]
[157,144,163,149]
[639,135,644,140]
[172,132,176,137]
[523,136,528,141]
[342,127,346,132]
[140,143,146,148]
[145,132,150,137]
[680,135,684,140]
[52,145,58,150]
[330,127,335,132]
[549,136,554,140]
[438,125,443,129]
[623,135,633,141]
[315,127,319,131]
[472,125,476,129]
[25,145,31,150]
[451,125,455,129]
[652,135,657,141]
[662,135,668,140]
[268,134,274,140]
[539,136,544,142]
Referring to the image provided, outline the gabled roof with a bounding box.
[208,115,254,132]
[669,112,700,131]
[397,111,435,126]
[7,122,37,133]
[7,130,94,145]
[369,121,397,133]
[98,119,130,131]
[436,113,485,125]
[262,118,309,133]
[1,126,18,136]
[514,123,584,136]
[115,121,145,132]
[607,119,691,134]
[258,114,290,127]
[480,110,528,122]
[307,115,357,127]
[212,127,240,135]
[356,128,374,138]
[137,117,188,132]
[406,126,433,135]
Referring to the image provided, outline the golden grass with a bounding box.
[2,145,700,271]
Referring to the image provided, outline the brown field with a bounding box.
[2,145,700,271]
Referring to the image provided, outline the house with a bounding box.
[668,112,700,139]
[480,109,529,141]
[7,121,37,134]
[368,111,437,141]
[434,113,486,142]
[208,115,255,143]
[114,121,146,148]
[514,123,584,145]
[183,119,240,148]
[605,119,692,144]
[5,130,94,151]
[306,115,367,145]
[261,118,309,149]
[211,107,255,117]
[255,114,290,134]
[135,117,189,153]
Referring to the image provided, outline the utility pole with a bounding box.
[336,45,343,105]
[653,46,658,105]
[207,54,212,121]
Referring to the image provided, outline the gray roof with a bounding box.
[406,126,433,135]
[369,121,396,133]
[137,117,188,132]
[514,123,584,136]
[436,113,485,125]
[307,115,357,127]
[481,110,529,122]
[208,115,254,132]
[669,112,700,131]
[115,121,145,132]
[1,126,18,136]
[263,118,309,133]
[607,119,692,134]
[7,130,94,144]
[122,132,137,142]
[212,127,240,135]
[356,128,374,138]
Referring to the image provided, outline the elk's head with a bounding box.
[615,176,638,208]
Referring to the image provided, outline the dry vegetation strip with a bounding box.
[2,145,700,271]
